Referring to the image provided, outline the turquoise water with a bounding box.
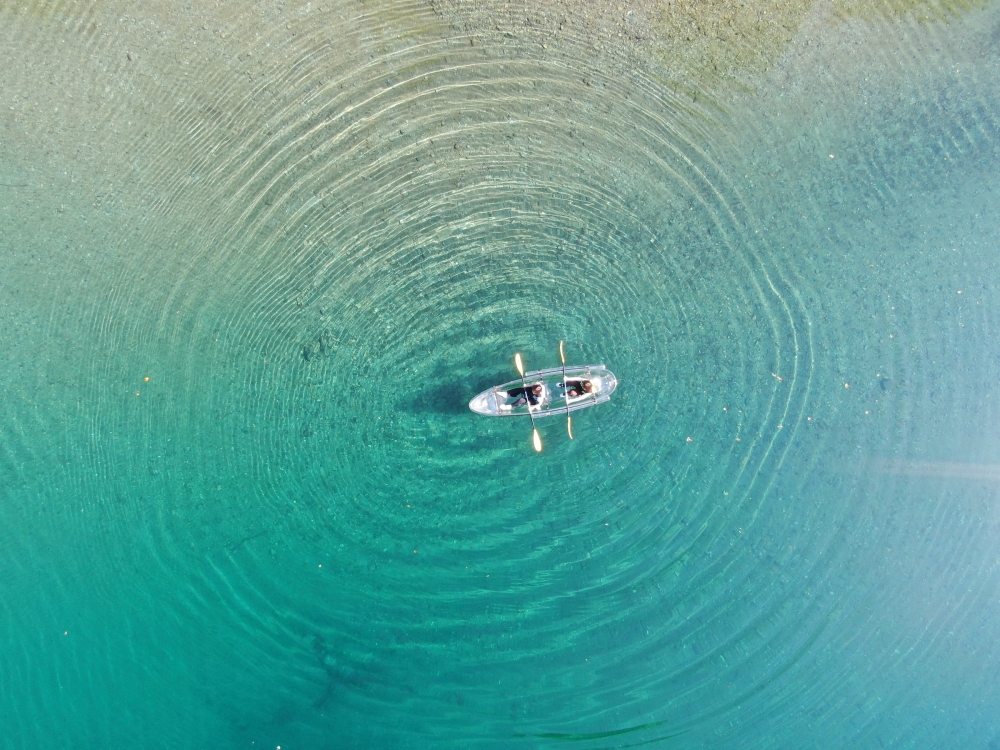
[2,1,999,748]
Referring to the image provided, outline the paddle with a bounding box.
[514,352,543,452]
[559,340,574,440]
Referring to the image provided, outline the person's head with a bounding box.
[581,380,593,393]
[532,384,543,396]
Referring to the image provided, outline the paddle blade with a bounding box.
[514,352,525,376]
[532,429,542,452]
[567,416,574,440]
[559,340,566,364]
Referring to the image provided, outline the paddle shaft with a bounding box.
[515,353,542,451]
[518,377,539,432]
[560,341,573,439]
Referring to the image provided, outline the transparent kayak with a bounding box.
[469,365,618,418]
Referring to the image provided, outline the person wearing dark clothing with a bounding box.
[508,383,543,407]
[561,379,593,398]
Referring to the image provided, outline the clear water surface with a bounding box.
[1,1,999,748]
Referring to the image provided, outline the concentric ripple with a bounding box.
[72,7,819,741]
[3,0,1000,748]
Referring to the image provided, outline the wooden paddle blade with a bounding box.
[567,416,574,440]
[514,352,525,376]
[532,429,542,452]
[559,340,566,364]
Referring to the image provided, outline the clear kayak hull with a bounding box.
[468,365,617,417]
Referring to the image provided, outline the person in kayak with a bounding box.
[562,379,593,398]
[508,383,543,407]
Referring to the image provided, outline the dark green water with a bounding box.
[2,1,999,748]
